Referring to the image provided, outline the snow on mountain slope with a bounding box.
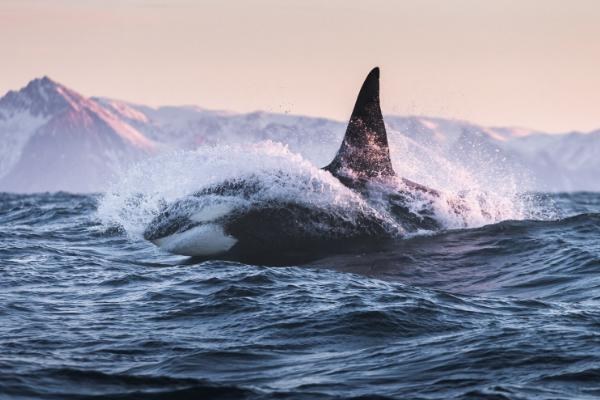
[94,97,344,165]
[0,77,156,193]
[504,130,600,191]
[0,77,61,179]
[0,110,49,182]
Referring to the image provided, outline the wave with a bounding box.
[312,211,600,301]
[97,142,550,245]
[2,192,600,400]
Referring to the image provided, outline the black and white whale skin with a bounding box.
[143,68,462,264]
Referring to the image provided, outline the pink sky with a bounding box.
[1,0,600,132]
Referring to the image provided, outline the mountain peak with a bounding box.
[31,75,57,85]
[0,76,86,117]
[19,75,64,95]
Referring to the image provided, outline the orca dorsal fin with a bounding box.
[324,67,395,180]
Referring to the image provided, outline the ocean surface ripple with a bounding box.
[1,192,600,400]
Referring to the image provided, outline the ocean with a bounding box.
[1,190,600,399]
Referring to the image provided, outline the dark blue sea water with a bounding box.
[1,192,600,399]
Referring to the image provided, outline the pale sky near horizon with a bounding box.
[1,0,599,132]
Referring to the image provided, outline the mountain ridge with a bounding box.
[0,77,156,192]
[0,77,598,192]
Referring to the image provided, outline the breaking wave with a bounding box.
[98,141,550,241]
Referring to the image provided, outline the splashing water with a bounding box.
[98,140,551,243]
[98,142,379,237]
[386,131,550,226]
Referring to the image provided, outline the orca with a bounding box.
[143,67,448,264]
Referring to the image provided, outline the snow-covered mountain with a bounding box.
[503,130,600,191]
[0,77,155,192]
[94,97,344,165]
[0,77,598,192]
